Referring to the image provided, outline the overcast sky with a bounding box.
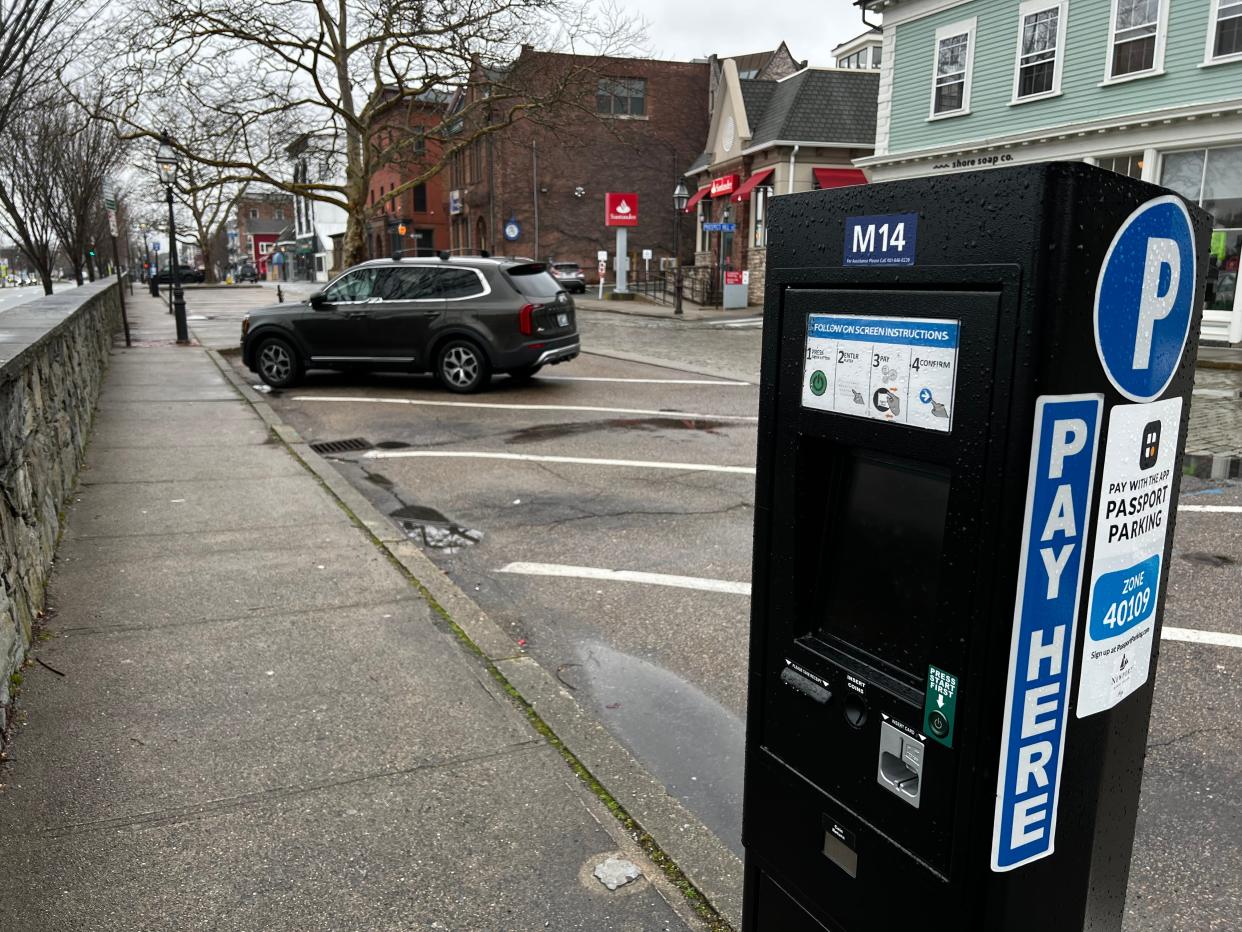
[620,0,873,68]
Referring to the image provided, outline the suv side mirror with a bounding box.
[309,291,326,309]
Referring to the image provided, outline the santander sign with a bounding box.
[605,192,639,227]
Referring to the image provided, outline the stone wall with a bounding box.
[0,282,122,731]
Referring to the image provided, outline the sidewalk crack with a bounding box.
[32,739,547,839]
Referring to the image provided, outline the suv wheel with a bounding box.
[255,335,302,388]
[437,339,491,393]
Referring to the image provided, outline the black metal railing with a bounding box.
[629,271,721,308]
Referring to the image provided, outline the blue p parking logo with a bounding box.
[1094,196,1196,402]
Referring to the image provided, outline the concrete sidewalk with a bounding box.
[0,292,709,931]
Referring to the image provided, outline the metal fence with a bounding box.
[629,272,721,309]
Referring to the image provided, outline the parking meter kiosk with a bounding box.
[743,163,1210,931]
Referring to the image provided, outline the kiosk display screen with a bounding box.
[816,450,951,679]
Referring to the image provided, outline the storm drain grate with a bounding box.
[309,437,372,455]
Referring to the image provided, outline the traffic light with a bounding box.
[88,247,96,257]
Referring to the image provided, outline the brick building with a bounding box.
[445,49,711,277]
[366,91,452,260]
[235,191,294,276]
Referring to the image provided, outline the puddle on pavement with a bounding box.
[1184,454,1242,480]
[390,503,483,552]
[505,416,729,445]
[1179,551,1237,567]
[375,440,411,449]
[568,641,744,857]
[364,471,394,488]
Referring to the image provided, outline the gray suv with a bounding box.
[241,256,579,392]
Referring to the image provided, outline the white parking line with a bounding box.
[1162,626,1242,649]
[1177,504,1242,513]
[292,395,758,422]
[498,564,1242,650]
[535,376,750,386]
[497,562,752,595]
[361,450,757,474]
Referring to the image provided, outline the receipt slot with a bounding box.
[742,163,1211,932]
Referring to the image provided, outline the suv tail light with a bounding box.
[519,302,542,336]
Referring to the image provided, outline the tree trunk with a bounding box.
[201,240,217,282]
[342,207,368,269]
[86,260,96,282]
[40,270,53,295]
[72,261,84,285]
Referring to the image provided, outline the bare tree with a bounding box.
[0,0,74,137]
[0,97,63,293]
[81,0,644,269]
[37,94,128,285]
[129,96,257,282]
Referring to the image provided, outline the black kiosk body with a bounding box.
[743,163,1211,931]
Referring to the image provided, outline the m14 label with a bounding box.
[844,213,918,267]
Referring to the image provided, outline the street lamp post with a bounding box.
[672,180,689,316]
[716,205,732,309]
[155,132,189,344]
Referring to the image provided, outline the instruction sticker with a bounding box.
[802,314,959,431]
[1076,398,1182,717]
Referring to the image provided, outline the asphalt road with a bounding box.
[0,280,77,313]
[199,291,1242,931]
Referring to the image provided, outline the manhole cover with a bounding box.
[309,438,372,454]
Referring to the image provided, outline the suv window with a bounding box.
[376,266,435,300]
[425,267,485,299]
[508,265,563,299]
[323,267,382,302]
[553,263,581,273]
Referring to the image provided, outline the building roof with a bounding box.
[686,151,712,175]
[245,219,287,236]
[745,68,879,149]
[832,28,882,57]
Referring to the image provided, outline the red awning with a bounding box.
[814,167,868,189]
[731,167,776,202]
[683,185,711,213]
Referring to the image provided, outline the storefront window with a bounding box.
[1162,146,1242,313]
[1097,152,1145,178]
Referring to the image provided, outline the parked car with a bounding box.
[155,265,205,284]
[236,264,258,283]
[241,256,580,392]
[549,262,586,293]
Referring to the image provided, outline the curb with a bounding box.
[203,346,745,929]
[1197,359,1242,372]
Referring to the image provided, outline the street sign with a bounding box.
[597,250,608,261]
[641,248,652,260]
[1093,195,1195,403]
[703,223,736,232]
[605,192,638,227]
[152,241,161,252]
[597,261,606,275]
[102,181,117,212]
[107,210,118,237]
[503,218,521,241]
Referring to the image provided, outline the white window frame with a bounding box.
[1102,0,1169,84]
[1204,0,1242,65]
[1011,0,1069,103]
[928,18,977,121]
